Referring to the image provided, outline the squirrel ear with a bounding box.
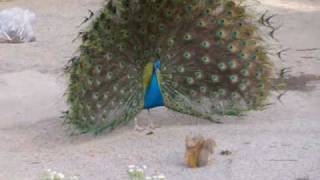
[185,136,194,147]
[206,138,216,153]
[185,135,191,142]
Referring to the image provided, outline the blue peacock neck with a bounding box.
[143,59,164,109]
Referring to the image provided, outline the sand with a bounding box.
[0,0,319,179]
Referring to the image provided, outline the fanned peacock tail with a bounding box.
[65,0,273,134]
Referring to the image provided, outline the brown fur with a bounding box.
[185,136,216,168]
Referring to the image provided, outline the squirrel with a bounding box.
[185,135,216,168]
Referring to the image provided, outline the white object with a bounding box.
[0,7,36,43]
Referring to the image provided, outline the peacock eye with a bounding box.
[196,20,206,27]
[255,71,262,79]
[239,83,247,91]
[175,15,182,22]
[95,80,101,86]
[195,71,203,79]
[200,86,207,93]
[162,66,167,71]
[201,41,210,49]
[155,48,162,54]
[183,52,191,60]
[96,65,102,71]
[137,15,143,21]
[231,31,238,39]
[166,73,172,79]
[218,62,227,71]
[149,15,157,23]
[216,31,224,38]
[118,44,125,51]
[186,77,194,85]
[123,16,129,22]
[215,40,223,47]
[227,43,233,51]
[228,60,237,69]
[211,75,220,83]
[183,33,192,41]
[149,35,156,41]
[218,89,226,96]
[87,78,93,86]
[201,56,210,64]
[103,94,108,100]
[251,52,257,60]
[106,72,113,80]
[229,75,239,83]
[241,69,249,77]
[113,85,118,92]
[143,50,150,57]
[178,66,185,73]
[159,24,166,32]
[185,5,193,12]
[217,19,225,26]
[243,61,251,68]
[258,83,265,89]
[203,8,212,16]
[122,31,129,37]
[190,90,197,96]
[240,39,247,46]
[237,52,245,59]
[105,53,113,60]
[165,10,173,17]
[139,28,146,34]
[92,93,98,100]
[167,38,175,46]
[231,92,240,99]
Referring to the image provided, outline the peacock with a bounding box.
[65,0,273,134]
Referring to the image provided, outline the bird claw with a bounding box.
[148,123,160,130]
[134,125,146,132]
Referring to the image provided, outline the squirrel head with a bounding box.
[185,135,205,149]
[202,138,216,154]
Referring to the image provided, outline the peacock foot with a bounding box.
[134,118,145,132]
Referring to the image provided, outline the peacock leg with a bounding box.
[147,110,160,130]
[219,102,225,116]
[134,117,145,132]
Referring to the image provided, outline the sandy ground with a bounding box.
[0,0,320,180]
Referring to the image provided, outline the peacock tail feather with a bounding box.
[65,0,273,134]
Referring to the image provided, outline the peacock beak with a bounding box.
[153,59,161,71]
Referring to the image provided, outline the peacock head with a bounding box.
[154,59,161,71]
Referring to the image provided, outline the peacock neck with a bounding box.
[143,60,164,109]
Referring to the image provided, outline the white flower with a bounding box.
[136,168,144,178]
[142,165,147,169]
[157,174,166,180]
[42,169,52,178]
[127,168,135,177]
[136,168,144,173]
[145,176,152,180]
[54,173,65,180]
[68,176,79,180]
